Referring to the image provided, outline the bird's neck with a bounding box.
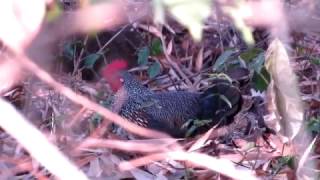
[121,72,153,96]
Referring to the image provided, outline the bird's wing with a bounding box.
[143,92,201,128]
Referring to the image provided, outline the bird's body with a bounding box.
[103,60,242,137]
[133,91,201,137]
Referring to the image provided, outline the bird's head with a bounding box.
[102,59,128,92]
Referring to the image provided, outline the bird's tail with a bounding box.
[199,75,242,126]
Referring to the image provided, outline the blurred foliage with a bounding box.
[182,119,212,137]
[310,57,320,65]
[138,38,163,66]
[240,48,270,91]
[212,50,235,72]
[83,53,102,69]
[247,52,265,72]
[307,116,320,134]
[137,38,163,78]
[62,41,78,61]
[222,1,254,45]
[150,38,163,56]
[212,48,270,91]
[252,67,270,91]
[153,0,211,41]
[89,96,116,128]
[209,73,233,81]
[138,46,149,65]
[62,40,85,62]
[46,1,63,22]
[240,48,263,63]
[90,113,103,128]
[271,156,295,175]
[148,61,161,78]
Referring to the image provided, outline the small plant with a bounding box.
[307,116,320,134]
[137,38,163,78]
[270,156,295,176]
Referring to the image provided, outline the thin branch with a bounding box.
[0,98,88,180]
[15,53,172,139]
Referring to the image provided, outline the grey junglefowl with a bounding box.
[102,60,242,138]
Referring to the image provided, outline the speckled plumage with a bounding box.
[103,60,242,137]
[107,71,241,137]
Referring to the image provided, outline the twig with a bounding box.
[137,24,193,87]
[76,138,180,153]
[97,24,129,54]
[119,151,258,180]
[72,35,89,76]
[0,98,88,180]
[15,53,171,139]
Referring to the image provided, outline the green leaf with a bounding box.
[248,52,265,72]
[183,119,211,137]
[138,46,150,65]
[100,97,114,108]
[181,119,194,130]
[63,42,76,61]
[62,40,84,61]
[240,48,264,62]
[163,0,211,41]
[307,116,320,134]
[252,67,270,91]
[83,53,102,69]
[213,50,234,72]
[185,125,197,137]
[90,113,103,128]
[150,38,163,56]
[272,156,296,175]
[148,61,161,78]
[310,57,320,65]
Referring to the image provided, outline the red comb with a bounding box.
[102,59,128,78]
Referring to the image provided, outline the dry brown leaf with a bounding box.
[87,158,103,178]
[195,46,204,72]
[188,128,213,152]
[130,168,155,179]
[166,38,173,55]
[296,135,318,179]
[265,39,317,177]
[265,38,304,140]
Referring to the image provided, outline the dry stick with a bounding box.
[72,35,89,76]
[137,24,193,86]
[160,34,193,86]
[119,151,258,180]
[97,24,129,54]
[65,107,87,129]
[119,153,166,170]
[77,138,179,153]
[15,54,171,139]
[0,157,32,178]
[297,135,318,177]
[0,99,88,180]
